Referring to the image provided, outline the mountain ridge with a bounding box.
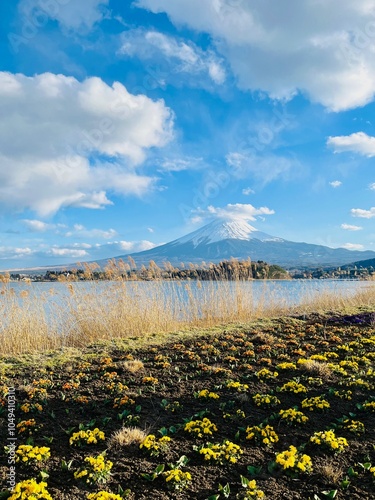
[107,219,375,269]
[5,219,375,273]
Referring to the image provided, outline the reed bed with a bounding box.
[0,268,374,355]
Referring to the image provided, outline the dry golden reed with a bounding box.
[0,262,374,355]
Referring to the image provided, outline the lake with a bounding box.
[0,278,373,346]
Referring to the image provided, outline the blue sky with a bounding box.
[1,0,375,269]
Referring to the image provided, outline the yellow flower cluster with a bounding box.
[342,419,365,435]
[69,428,105,446]
[142,376,159,384]
[87,493,123,500]
[15,444,51,464]
[226,380,249,392]
[75,395,89,404]
[252,393,280,407]
[113,395,135,408]
[140,434,171,456]
[240,479,265,499]
[74,454,113,485]
[163,469,192,490]
[301,396,330,411]
[223,409,246,420]
[333,390,352,400]
[32,378,52,388]
[8,479,53,500]
[255,368,278,380]
[199,440,243,464]
[20,402,43,413]
[279,408,308,425]
[309,354,327,361]
[246,425,279,447]
[197,389,220,399]
[275,445,313,474]
[279,381,308,394]
[106,381,129,394]
[363,400,375,411]
[276,362,297,370]
[184,417,218,438]
[310,430,348,453]
[17,419,37,434]
[27,387,48,401]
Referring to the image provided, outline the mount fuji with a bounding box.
[109,219,375,269]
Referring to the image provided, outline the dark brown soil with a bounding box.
[1,315,375,499]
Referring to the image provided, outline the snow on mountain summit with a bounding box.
[174,219,284,247]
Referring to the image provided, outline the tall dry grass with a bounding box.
[0,268,374,355]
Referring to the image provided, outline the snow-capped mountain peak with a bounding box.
[173,219,283,247]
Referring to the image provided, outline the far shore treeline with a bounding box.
[8,259,291,282]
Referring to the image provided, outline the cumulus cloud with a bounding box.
[0,246,34,260]
[341,223,363,231]
[0,72,173,215]
[242,187,255,195]
[19,0,110,32]
[351,207,375,218]
[369,183,375,190]
[136,0,375,111]
[329,180,342,188]
[117,240,156,252]
[22,219,54,232]
[193,203,274,223]
[327,132,375,157]
[342,243,364,250]
[48,248,89,258]
[119,29,226,86]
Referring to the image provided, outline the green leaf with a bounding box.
[340,477,350,490]
[155,464,165,474]
[247,465,262,476]
[218,483,231,498]
[321,489,338,498]
[358,462,371,470]
[347,467,358,477]
[206,495,220,500]
[240,475,250,487]
[39,470,49,481]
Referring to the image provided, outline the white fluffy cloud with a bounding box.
[329,180,342,188]
[341,223,363,231]
[327,132,375,157]
[342,243,364,250]
[0,246,33,260]
[49,247,89,258]
[0,72,173,215]
[351,207,375,218]
[119,29,226,85]
[22,219,55,232]
[117,240,156,252]
[193,203,274,222]
[19,0,109,32]
[136,0,375,111]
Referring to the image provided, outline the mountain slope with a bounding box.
[106,219,375,268]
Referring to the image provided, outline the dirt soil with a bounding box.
[1,314,375,499]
